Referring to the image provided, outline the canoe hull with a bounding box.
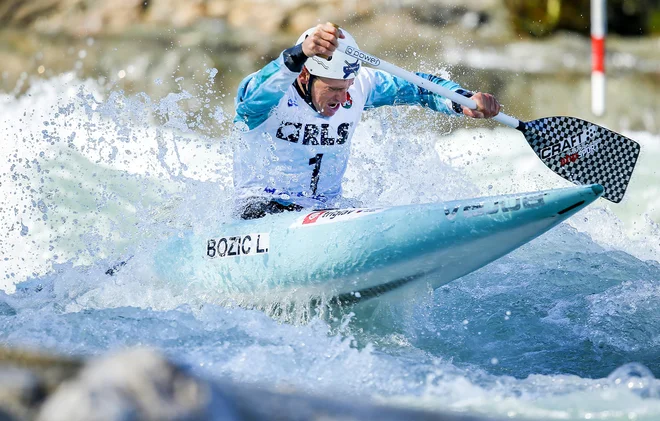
[153,184,603,303]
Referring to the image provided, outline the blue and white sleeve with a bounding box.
[234,45,307,130]
[360,68,472,115]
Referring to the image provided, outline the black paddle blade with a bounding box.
[520,117,641,203]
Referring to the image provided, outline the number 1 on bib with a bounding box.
[308,153,323,195]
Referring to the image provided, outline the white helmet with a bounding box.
[296,27,361,80]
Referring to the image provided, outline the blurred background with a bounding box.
[1,0,659,134]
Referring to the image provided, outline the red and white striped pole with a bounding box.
[591,0,606,116]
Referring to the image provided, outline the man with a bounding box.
[234,23,501,220]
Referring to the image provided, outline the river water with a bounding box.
[1,58,659,420]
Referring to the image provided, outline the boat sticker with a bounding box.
[444,194,545,221]
[291,208,384,227]
[206,233,269,258]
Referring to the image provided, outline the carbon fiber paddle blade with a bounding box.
[521,117,641,203]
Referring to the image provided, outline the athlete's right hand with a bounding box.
[301,22,345,58]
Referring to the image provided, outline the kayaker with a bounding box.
[234,22,501,220]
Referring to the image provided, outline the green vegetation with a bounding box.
[504,0,660,37]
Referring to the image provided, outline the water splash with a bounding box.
[2,72,660,421]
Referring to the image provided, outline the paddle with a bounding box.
[336,41,641,203]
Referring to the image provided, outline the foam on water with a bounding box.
[0,73,235,289]
[1,74,659,420]
[434,126,660,263]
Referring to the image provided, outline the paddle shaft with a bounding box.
[336,41,522,129]
[334,40,641,204]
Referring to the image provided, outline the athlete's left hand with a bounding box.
[462,92,501,119]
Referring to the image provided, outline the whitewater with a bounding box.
[1,69,659,420]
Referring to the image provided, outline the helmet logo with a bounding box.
[343,59,360,79]
[311,57,329,69]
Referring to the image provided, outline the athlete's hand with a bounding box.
[301,22,344,58]
[463,92,501,119]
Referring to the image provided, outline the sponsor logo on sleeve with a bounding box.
[342,92,353,109]
[206,233,270,258]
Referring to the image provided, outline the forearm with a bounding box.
[364,69,471,115]
[234,45,307,129]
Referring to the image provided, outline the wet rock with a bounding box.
[226,2,288,35]
[0,347,81,421]
[0,367,45,421]
[145,0,205,28]
[0,346,505,421]
[37,348,211,421]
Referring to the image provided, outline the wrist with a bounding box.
[452,89,474,114]
[283,43,308,73]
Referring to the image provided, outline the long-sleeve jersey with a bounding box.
[233,47,468,209]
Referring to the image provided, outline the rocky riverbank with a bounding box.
[0,345,499,421]
[1,0,658,132]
